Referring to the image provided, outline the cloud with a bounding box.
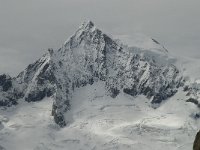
[0,0,200,76]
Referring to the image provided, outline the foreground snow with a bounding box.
[0,82,199,150]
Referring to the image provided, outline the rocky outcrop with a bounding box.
[0,74,12,92]
[0,21,184,127]
[49,21,183,126]
[194,130,200,150]
[186,98,199,106]
[0,74,23,107]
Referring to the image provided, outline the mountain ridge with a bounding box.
[0,21,187,127]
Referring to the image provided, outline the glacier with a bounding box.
[0,21,200,150]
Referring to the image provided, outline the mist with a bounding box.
[0,0,200,76]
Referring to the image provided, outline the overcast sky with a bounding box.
[0,0,200,76]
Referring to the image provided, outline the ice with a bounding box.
[0,82,199,150]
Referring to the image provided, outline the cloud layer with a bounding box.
[0,0,200,76]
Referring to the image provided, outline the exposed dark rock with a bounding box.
[0,21,184,127]
[0,91,20,106]
[88,78,94,85]
[0,74,12,92]
[152,38,160,44]
[151,95,164,104]
[37,64,56,85]
[53,112,66,127]
[48,48,54,56]
[109,87,120,98]
[194,113,200,119]
[123,87,137,97]
[186,92,191,96]
[2,81,12,92]
[46,88,55,97]
[0,100,10,107]
[0,74,22,107]
[151,90,177,104]
[52,97,70,127]
[141,86,154,98]
[183,85,189,91]
[194,130,200,150]
[186,98,199,105]
[25,88,54,102]
[25,90,46,102]
[13,89,24,100]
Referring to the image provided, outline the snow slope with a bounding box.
[115,34,168,55]
[0,21,184,127]
[0,21,200,150]
[0,82,199,150]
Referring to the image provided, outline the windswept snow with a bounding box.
[0,82,199,150]
[0,21,200,150]
[115,34,168,54]
[174,56,200,82]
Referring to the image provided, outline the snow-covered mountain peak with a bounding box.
[0,21,187,128]
[74,20,97,37]
[61,21,122,63]
[1,21,200,149]
[63,21,103,50]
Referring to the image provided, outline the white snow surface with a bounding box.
[1,21,200,150]
[115,34,168,54]
[0,82,199,150]
[115,33,200,83]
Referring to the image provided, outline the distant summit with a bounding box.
[0,21,187,127]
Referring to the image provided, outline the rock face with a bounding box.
[0,74,23,107]
[194,130,200,150]
[0,74,12,92]
[0,21,184,127]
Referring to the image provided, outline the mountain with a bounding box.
[194,130,200,150]
[0,21,200,150]
[0,21,184,126]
